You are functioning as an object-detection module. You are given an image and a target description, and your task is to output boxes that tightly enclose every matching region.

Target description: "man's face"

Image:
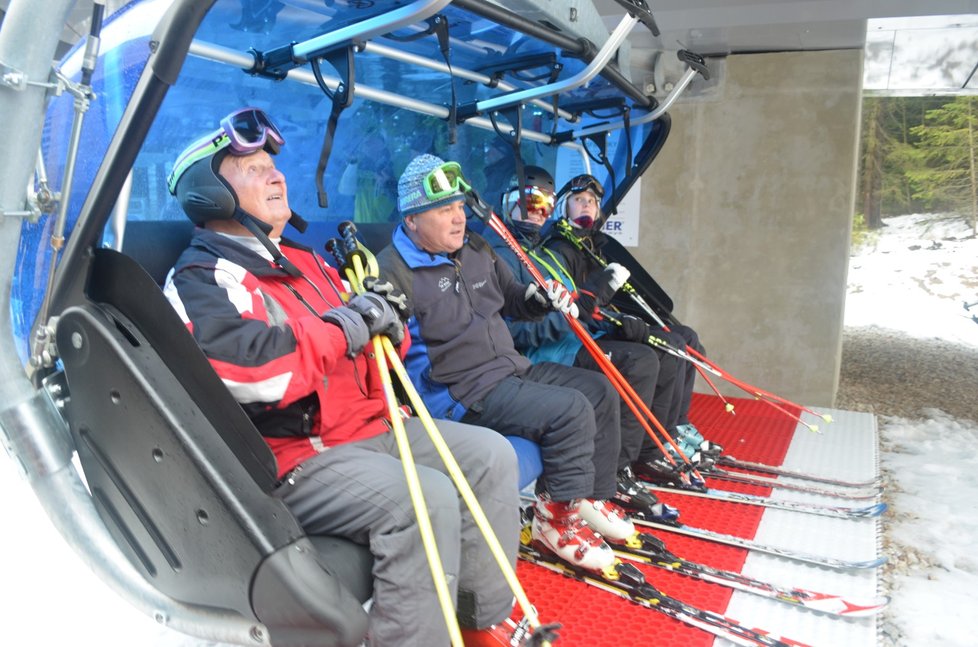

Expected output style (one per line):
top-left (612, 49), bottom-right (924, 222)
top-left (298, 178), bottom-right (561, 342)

top-left (567, 190), bottom-right (599, 229)
top-left (405, 199), bottom-right (467, 254)
top-left (219, 150), bottom-right (291, 237)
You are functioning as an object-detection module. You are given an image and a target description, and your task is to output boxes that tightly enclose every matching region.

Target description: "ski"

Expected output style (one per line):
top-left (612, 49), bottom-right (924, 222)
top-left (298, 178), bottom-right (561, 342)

top-left (718, 455), bottom-right (881, 489)
top-left (705, 467), bottom-right (882, 500)
top-left (632, 517), bottom-right (887, 570)
top-left (518, 541), bottom-right (812, 647)
top-left (612, 532), bottom-right (889, 617)
top-left (641, 482), bottom-right (887, 519)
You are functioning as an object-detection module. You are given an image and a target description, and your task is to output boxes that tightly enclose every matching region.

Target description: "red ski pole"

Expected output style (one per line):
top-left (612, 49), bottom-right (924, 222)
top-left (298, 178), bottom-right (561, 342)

top-left (471, 194), bottom-right (703, 482)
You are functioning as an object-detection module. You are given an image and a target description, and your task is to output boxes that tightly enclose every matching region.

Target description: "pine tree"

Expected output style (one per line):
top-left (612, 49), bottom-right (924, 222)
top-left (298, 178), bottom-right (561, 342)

top-left (908, 96), bottom-right (978, 234)
top-left (859, 98), bottom-right (885, 228)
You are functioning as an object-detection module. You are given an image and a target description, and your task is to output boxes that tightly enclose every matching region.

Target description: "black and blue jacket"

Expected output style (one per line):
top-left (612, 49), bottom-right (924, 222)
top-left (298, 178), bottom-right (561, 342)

top-left (376, 224), bottom-right (544, 421)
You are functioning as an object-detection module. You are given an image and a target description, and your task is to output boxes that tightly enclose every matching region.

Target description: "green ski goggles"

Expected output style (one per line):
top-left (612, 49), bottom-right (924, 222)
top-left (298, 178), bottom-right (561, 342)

top-left (423, 161), bottom-right (471, 201)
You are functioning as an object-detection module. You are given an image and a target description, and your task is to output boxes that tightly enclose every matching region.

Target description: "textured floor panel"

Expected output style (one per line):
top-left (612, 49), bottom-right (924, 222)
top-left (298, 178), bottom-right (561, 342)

top-left (512, 396), bottom-right (882, 647)
top-left (712, 405), bottom-right (882, 647)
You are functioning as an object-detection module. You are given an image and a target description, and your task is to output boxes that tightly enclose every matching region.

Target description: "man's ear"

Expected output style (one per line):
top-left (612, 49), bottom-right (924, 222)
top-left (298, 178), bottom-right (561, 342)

top-left (405, 215), bottom-right (416, 231)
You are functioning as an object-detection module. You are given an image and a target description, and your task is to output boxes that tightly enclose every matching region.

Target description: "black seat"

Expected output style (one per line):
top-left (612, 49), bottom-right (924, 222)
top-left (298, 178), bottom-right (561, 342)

top-left (55, 229), bottom-right (373, 646)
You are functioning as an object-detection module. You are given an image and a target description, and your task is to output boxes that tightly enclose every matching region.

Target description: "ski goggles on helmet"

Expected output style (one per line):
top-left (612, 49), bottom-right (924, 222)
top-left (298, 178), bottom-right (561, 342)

top-left (167, 107), bottom-right (285, 195)
top-left (423, 161), bottom-right (472, 201)
top-left (564, 174), bottom-right (605, 200)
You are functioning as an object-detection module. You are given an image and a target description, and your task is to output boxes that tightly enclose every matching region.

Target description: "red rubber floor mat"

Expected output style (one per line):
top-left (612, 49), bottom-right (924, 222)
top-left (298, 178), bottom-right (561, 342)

top-left (508, 393), bottom-right (801, 647)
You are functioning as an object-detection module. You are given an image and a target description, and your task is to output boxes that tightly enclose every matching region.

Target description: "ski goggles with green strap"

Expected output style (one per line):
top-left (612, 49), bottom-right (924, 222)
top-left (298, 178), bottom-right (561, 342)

top-left (422, 161), bottom-right (472, 201)
top-left (167, 107), bottom-right (285, 195)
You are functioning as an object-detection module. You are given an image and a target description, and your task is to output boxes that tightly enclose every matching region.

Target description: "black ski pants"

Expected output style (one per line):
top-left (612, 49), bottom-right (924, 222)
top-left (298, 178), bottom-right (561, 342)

top-left (574, 339), bottom-right (659, 471)
top-left (659, 324), bottom-right (705, 427)
top-left (462, 361), bottom-right (621, 501)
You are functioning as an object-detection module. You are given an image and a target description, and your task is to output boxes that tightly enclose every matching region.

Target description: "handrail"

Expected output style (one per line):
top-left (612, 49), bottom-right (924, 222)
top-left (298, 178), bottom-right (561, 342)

top-left (569, 64), bottom-right (700, 140)
top-left (292, 0), bottom-right (453, 62)
top-left (452, 0), bottom-right (653, 108)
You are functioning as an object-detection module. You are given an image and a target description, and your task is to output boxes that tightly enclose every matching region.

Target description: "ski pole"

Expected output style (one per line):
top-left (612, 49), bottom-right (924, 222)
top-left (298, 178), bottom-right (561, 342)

top-left (555, 223), bottom-right (739, 414)
top-left (600, 305), bottom-right (736, 414)
top-left (554, 221), bottom-right (832, 425)
top-left (692, 362), bottom-right (737, 415)
top-left (335, 223), bottom-right (556, 646)
top-left (598, 308), bottom-right (721, 376)
top-left (469, 194), bottom-right (703, 481)
top-left (336, 256), bottom-right (463, 647)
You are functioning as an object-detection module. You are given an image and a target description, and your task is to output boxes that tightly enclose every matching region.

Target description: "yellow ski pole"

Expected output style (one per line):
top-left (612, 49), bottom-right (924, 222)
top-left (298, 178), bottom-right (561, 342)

top-left (339, 226), bottom-right (556, 645)
top-left (342, 263), bottom-right (464, 647)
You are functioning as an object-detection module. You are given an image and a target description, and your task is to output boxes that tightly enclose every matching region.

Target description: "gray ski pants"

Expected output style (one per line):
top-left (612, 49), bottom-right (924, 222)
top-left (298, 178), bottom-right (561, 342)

top-left (274, 418), bottom-right (520, 646)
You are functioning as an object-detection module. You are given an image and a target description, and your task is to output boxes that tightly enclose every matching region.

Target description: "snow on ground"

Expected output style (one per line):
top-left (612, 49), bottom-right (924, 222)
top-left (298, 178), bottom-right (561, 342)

top-left (1, 212), bottom-right (977, 645)
top-left (846, 213), bottom-right (978, 348)
top-left (880, 411), bottom-right (978, 647)
top-left (848, 213), bottom-right (978, 647)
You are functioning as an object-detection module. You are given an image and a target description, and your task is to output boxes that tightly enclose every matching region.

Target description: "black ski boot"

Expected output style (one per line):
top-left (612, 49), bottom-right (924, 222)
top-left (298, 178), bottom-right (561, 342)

top-left (614, 467), bottom-right (681, 524)
top-left (633, 458), bottom-right (706, 492)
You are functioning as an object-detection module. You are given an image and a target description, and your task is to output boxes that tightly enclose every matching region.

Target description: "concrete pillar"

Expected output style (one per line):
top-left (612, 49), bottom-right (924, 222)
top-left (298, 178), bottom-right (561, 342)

top-left (636, 49), bottom-right (862, 407)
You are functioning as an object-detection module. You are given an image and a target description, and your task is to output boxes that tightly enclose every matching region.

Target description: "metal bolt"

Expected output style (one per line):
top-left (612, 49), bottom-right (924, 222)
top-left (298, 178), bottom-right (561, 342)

top-left (71, 332), bottom-right (83, 349)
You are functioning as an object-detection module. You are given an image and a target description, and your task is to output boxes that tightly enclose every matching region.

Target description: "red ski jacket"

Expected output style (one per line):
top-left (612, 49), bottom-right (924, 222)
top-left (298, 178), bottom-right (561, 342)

top-left (165, 227), bottom-right (408, 478)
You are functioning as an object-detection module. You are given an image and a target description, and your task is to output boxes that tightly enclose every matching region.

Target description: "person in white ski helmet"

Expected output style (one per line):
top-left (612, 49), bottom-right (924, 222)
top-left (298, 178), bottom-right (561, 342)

top-left (549, 174), bottom-right (723, 475)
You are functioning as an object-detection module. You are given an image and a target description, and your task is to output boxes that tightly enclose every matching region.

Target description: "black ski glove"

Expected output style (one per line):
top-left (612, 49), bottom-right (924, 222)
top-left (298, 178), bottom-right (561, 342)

top-left (322, 293), bottom-right (405, 357)
top-left (615, 314), bottom-right (650, 343)
top-left (580, 262), bottom-right (630, 309)
top-left (346, 292), bottom-right (406, 345)
top-left (363, 275), bottom-right (412, 321)
top-left (523, 283), bottom-right (552, 318)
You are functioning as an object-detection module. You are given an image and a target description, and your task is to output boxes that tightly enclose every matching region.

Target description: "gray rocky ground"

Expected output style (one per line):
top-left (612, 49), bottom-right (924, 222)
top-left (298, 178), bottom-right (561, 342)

top-left (836, 325), bottom-right (978, 646)
top-left (836, 325), bottom-right (978, 423)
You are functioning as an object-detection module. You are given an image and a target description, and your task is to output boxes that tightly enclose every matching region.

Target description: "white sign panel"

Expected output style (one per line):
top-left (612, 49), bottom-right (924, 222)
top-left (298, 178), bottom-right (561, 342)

top-left (600, 183), bottom-right (640, 248)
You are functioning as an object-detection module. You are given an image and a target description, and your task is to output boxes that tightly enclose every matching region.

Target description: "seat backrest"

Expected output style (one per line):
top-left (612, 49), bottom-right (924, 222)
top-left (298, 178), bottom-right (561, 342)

top-left (56, 241), bottom-right (371, 647)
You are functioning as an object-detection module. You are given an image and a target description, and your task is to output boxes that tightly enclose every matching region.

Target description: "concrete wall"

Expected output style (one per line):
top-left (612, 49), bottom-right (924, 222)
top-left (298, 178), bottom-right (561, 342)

top-left (635, 49), bottom-right (863, 407)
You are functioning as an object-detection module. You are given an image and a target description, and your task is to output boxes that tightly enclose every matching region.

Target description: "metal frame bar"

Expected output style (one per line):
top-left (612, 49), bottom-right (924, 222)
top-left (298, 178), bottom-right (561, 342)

top-left (190, 40), bottom-right (567, 147)
top-left (362, 41), bottom-right (577, 122)
top-left (568, 65), bottom-right (699, 140)
top-left (452, 0), bottom-right (652, 108)
top-left (292, 0), bottom-right (452, 62)
top-left (471, 14), bottom-right (639, 115)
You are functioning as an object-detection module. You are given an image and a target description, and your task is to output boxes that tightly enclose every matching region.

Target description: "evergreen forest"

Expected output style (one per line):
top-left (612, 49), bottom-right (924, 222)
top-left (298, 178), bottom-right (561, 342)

top-left (858, 96), bottom-right (978, 234)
